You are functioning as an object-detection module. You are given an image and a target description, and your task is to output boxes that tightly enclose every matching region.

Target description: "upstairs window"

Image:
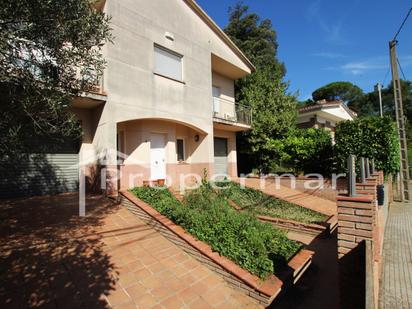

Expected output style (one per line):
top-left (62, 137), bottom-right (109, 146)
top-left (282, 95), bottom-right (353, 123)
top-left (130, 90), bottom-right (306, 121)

top-left (176, 139), bottom-right (185, 162)
top-left (154, 45), bottom-right (183, 81)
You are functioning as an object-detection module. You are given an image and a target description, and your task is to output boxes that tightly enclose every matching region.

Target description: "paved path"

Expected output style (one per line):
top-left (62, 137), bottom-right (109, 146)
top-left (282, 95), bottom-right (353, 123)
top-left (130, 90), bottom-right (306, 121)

top-left (379, 202), bottom-right (412, 309)
top-left (0, 193), bottom-right (259, 308)
top-left (242, 178), bottom-right (337, 216)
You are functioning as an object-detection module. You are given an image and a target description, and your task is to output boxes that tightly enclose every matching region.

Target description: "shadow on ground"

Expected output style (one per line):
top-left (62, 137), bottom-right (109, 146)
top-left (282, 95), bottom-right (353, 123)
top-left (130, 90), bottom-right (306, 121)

top-left (269, 231), bottom-right (339, 309)
top-left (0, 193), bottom-right (119, 308)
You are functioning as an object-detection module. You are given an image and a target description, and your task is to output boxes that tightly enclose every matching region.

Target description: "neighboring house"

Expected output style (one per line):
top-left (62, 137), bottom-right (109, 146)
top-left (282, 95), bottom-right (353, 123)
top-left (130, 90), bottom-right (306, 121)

top-left (297, 100), bottom-right (357, 142)
top-left (67, 0), bottom-right (254, 193)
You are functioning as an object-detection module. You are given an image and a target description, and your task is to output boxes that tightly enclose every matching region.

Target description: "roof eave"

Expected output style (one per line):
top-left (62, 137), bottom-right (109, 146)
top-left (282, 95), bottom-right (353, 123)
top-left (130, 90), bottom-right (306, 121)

top-left (183, 0), bottom-right (256, 73)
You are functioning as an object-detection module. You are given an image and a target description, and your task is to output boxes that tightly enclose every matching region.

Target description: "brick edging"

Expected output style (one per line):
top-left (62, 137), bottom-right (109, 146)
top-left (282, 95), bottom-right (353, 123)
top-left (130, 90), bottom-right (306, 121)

top-left (120, 190), bottom-right (313, 303)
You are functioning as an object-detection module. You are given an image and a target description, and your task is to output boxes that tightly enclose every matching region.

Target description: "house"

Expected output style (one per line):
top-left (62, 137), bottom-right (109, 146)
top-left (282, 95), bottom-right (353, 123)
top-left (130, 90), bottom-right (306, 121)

top-left (297, 100), bottom-right (356, 141)
top-left (67, 0), bottom-right (255, 193)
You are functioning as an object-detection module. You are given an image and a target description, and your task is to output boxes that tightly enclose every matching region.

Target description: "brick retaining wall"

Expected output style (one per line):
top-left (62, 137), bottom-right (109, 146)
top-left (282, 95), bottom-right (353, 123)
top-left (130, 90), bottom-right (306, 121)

top-left (337, 171), bottom-right (385, 309)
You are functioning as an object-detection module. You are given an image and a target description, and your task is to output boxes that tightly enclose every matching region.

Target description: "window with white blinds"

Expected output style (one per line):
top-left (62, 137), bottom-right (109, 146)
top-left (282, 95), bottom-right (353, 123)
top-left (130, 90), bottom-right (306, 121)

top-left (154, 45), bottom-right (183, 81)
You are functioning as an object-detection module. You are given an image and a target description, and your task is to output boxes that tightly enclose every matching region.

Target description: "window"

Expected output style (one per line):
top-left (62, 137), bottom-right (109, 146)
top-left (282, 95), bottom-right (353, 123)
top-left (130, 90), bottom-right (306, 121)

top-left (154, 45), bottom-right (183, 81)
top-left (176, 139), bottom-right (185, 162)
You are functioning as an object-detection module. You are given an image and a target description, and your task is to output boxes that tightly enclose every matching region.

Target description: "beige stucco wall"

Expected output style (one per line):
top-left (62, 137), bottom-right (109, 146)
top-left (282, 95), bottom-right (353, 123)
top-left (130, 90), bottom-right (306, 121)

top-left (212, 72), bottom-right (235, 102)
top-left (117, 119), bottom-right (213, 188)
top-left (118, 119), bottom-right (209, 165)
top-left (76, 0), bottom-right (252, 187)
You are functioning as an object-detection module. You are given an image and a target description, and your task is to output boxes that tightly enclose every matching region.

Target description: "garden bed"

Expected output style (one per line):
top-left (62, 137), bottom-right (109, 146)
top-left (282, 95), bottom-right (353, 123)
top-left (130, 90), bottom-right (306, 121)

top-left (215, 181), bottom-right (333, 235)
top-left (121, 185), bottom-right (314, 306)
top-left (216, 181), bottom-right (327, 224)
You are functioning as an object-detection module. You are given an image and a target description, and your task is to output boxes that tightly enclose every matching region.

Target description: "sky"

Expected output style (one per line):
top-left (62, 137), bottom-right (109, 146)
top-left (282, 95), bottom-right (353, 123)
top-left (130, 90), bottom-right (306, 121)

top-left (196, 0), bottom-right (412, 101)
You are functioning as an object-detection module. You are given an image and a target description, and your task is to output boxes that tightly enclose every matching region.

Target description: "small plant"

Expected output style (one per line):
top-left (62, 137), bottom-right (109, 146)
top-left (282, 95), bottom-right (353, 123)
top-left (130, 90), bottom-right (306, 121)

top-left (201, 168), bottom-right (208, 186)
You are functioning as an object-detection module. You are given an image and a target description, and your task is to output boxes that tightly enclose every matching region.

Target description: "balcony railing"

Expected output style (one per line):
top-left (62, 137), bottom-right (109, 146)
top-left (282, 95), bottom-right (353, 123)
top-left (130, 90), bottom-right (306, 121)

top-left (76, 67), bottom-right (106, 96)
top-left (212, 97), bottom-right (252, 126)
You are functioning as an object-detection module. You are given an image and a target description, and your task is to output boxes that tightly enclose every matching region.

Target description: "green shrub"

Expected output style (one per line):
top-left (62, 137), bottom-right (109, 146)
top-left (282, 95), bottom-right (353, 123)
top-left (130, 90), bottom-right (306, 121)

top-left (268, 128), bottom-right (334, 175)
top-left (129, 185), bottom-right (301, 279)
top-left (335, 116), bottom-right (400, 175)
top-left (216, 181), bottom-right (327, 224)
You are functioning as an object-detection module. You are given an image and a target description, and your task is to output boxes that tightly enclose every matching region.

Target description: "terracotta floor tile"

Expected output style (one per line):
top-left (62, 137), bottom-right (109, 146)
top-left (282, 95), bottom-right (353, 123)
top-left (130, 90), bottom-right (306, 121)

top-left (202, 288), bottom-right (229, 306)
top-left (106, 288), bottom-right (131, 306)
top-left (138, 255), bottom-right (158, 267)
top-left (139, 275), bottom-right (164, 291)
top-left (178, 272), bottom-right (198, 286)
top-left (150, 286), bottom-right (175, 301)
top-left (170, 264), bottom-right (189, 277)
top-left (125, 283), bottom-right (148, 300)
top-left (163, 277), bottom-right (186, 292)
top-left (118, 272), bottom-right (138, 288)
top-left (177, 288), bottom-right (200, 306)
top-left (147, 262), bottom-right (165, 274)
top-left (202, 274), bottom-right (223, 288)
top-left (189, 281), bottom-right (210, 296)
top-left (125, 260), bottom-right (145, 272)
top-left (0, 194), bottom-right (259, 309)
top-left (134, 293), bottom-right (158, 308)
top-left (133, 268), bottom-right (152, 280)
top-left (160, 295), bottom-right (185, 309)
top-left (188, 297), bottom-right (213, 309)
top-left (114, 300), bottom-right (137, 309)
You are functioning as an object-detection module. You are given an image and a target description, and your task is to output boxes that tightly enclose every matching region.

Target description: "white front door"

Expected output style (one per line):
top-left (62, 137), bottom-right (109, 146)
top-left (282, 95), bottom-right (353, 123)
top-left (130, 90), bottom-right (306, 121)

top-left (150, 133), bottom-right (166, 180)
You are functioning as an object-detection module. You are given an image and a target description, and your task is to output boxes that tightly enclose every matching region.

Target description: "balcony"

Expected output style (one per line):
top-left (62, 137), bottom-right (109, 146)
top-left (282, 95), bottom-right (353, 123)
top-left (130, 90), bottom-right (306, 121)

top-left (72, 73), bottom-right (106, 109)
top-left (212, 97), bottom-right (252, 131)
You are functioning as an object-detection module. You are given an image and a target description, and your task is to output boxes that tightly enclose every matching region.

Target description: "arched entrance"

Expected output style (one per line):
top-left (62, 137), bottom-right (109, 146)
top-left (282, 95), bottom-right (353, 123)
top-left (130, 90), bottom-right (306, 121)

top-left (116, 118), bottom-right (212, 189)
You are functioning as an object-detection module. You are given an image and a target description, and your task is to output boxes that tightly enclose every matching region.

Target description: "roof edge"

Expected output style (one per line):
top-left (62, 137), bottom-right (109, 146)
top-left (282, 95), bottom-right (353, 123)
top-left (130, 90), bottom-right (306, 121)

top-left (298, 102), bottom-right (357, 119)
top-left (183, 0), bottom-right (256, 73)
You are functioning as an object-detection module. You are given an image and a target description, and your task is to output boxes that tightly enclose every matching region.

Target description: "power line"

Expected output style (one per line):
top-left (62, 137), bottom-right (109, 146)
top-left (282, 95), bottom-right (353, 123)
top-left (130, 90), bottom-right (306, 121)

top-left (382, 67), bottom-right (390, 86)
top-left (393, 6), bottom-right (412, 41)
top-left (397, 57), bottom-right (407, 80)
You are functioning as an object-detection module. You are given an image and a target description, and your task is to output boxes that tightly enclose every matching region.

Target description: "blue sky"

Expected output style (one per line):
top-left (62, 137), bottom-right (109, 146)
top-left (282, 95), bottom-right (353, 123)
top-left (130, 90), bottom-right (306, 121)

top-left (196, 0), bottom-right (412, 100)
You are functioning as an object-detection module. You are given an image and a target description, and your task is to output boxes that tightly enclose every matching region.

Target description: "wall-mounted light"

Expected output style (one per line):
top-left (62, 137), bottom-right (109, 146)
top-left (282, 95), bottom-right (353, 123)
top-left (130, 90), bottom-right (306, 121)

top-left (194, 134), bottom-right (199, 142)
top-left (165, 32), bottom-right (174, 41)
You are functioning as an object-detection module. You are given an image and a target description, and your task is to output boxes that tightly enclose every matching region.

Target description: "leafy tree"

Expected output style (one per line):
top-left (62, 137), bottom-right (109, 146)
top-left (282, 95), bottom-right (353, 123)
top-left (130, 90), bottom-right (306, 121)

top-left (224, 2), bottom-right (285, 76)
top-left (299, 98), bottom-right (316, 107)
top-left (224, 3), bottom-right (297, 173)
top-left (348, 80), bottom-right (412, 120)
top-left (348, 80), bottom-right (412, 170)
top-left (334, 116), bottom-right (400, 175)
top-left (0, 0), bottom-right (112, 157)
top-left (312, 81), bottom-right (364, 104)
top-left (269, 128), bottom-right (333, 175)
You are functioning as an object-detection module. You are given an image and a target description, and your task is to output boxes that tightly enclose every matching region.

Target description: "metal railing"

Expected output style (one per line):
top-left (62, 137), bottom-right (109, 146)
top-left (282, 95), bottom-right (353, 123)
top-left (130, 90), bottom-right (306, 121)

top-left (76, 67), bottom-right (105, 95)
top-left (212, 96), bottom-right (252, 126)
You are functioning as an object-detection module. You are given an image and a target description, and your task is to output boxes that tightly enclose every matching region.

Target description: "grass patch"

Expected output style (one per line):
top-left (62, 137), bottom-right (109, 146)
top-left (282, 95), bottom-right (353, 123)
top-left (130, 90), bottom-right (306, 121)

top-left (216, 181), bottom-right (327, 224)
top-left (130, 184), bottom-right (301, 279)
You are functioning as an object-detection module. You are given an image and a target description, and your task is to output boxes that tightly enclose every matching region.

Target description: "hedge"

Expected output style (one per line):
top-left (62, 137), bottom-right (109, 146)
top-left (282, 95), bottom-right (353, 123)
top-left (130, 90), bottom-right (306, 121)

top-left (334, 116), bottom-right (400, 175)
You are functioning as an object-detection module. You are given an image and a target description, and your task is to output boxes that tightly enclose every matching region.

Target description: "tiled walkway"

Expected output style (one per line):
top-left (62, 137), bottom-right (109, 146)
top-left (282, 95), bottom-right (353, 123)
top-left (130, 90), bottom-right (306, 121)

top-left (0, 193), bottom-right (260, 308)
top-left (379, 202), bottom-right (412, 309)
top-left (242, 178), bottom-right (337, 216)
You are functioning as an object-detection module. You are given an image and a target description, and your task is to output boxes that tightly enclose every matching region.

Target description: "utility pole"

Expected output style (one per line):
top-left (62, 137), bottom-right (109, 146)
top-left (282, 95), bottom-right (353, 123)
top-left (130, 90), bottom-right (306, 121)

top-left (374, 83), bottom-right (383, 117)
top-left (389, 40), bottom-right (410, 201)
